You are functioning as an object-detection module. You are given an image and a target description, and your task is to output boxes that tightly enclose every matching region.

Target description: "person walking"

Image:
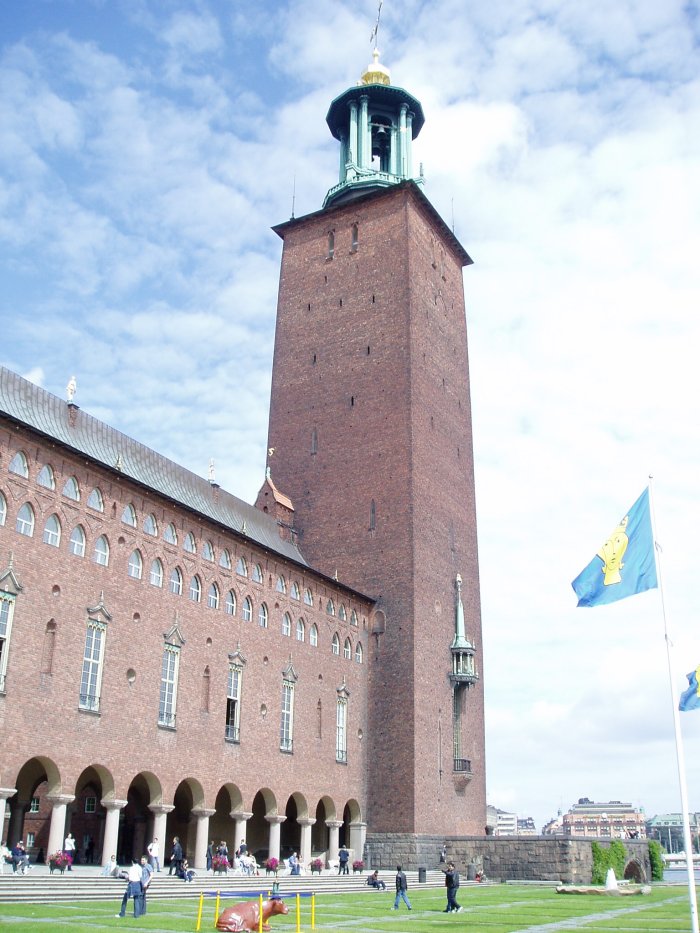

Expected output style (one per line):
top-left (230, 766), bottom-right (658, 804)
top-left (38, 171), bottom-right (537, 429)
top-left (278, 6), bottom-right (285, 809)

top-left (169, 836), bottom-right (183, 876)
top-left (392, 865), bottom-right (412, 910)
top-left (338, 845), bottom-right (349, 875)
top-left (116, 859), bottom-right (143, 918)
top-left (442, 861), bottom-right (462, 913)
top-left (137, 856), bottom-right (153, 916)
top-left (64, 832), bottom-right (76, 870)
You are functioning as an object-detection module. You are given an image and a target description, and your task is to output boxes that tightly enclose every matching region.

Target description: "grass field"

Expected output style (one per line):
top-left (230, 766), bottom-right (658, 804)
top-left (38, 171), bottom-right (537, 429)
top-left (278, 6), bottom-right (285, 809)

top-left (0, 884), bottom-right (695, 932)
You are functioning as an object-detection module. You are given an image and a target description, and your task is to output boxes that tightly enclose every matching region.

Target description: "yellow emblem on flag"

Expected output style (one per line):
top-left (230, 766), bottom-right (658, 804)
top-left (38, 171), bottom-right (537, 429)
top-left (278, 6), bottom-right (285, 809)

top-left (597, 515), bottom-right (629, 586)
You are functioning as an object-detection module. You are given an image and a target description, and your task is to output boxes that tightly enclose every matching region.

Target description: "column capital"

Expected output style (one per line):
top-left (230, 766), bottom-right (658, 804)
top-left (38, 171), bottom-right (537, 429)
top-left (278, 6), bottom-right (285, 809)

top-left (46, 794), bottom-right (75, 807)
top-left (101, 797), bottom-right (128, 812)
top-left (0, 787), bottom-right (17, 801)
top-left (264, 814), bottom-right (287, 826)
top-left (148, 803), bottom-right (175, 816)
top-left (231, 810), bottom-right (253, 821)
top-left (297, 817), bottom-right (316, 828)
top-left (325, 819), bottom-right (343, 829)
top-left (192, 808), bottom-right (216, 819)
top-left (349, 821), bottom-right (367, 830)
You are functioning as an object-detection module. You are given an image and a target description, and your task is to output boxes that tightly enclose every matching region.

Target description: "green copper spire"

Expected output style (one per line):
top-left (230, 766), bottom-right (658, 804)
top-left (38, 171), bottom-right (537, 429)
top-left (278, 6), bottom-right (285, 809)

top-left (323, 49), bottom-right (425, 208)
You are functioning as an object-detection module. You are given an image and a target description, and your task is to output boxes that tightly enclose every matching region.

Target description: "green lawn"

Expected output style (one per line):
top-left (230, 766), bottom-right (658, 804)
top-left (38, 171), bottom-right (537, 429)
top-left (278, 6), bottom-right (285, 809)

top-left (0, 884), bottom-right (695, 932)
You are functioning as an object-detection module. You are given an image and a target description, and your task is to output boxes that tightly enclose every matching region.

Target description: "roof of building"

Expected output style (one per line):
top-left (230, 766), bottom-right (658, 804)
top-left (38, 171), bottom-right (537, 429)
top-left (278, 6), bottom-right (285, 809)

top-left (0, 365), bottom-right (308, 567)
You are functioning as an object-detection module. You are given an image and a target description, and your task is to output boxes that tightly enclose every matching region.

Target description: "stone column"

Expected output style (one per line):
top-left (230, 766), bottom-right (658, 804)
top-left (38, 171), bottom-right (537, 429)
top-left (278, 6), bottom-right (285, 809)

top-left (148, 804), bottom-right (174, 869)
top-left (297, 817), bottom-right (315, 869)
top-left (265, 814), bottom-right (286, 862)
top-left (359, 95), bottom-right (369, 169)
top-left (192, 808), bottom-right (216, 870)
top-left (326, 819), bottom-right (343, 866)
top-left (231, 810), bottom-right (253, 855)
top-left (405, 112), bottom-right (414, 177)
top-left (348, 101), bottom-right (358, 171)
top-left (349, 821), bottom-right (367, 864)
top-left (389, 126), bottom-right (398, 176)
top-left (46, 794), bottom-right (75, 858)
top-left (0, 788), bottom-right (17, 844)
top-left (100, 799), bottom-right (127, 866)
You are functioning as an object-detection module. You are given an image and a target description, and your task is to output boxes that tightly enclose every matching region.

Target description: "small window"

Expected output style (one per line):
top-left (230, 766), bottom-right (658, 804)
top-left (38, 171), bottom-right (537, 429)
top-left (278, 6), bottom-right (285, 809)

top-left (87, 487), bottom-right (104, 512)
top-left (69, 525), bottom-right (86, 557)
top-left (62, 477), bottom-right (80, 501)
top-left (236, 556), bottom-right (248, 577)
top-left (184, 532), bottom-right (196, 554)
top-left (144, 513), bottom-right (158, 536)
top-left (189, 575), bottom-right (201, 602)
top-left (282, 612), bottom-right (292, 637)
top-left (311, 428), bottom-right (318, 455)
top-left (225, 590), bottom-right (236, 615)
top-left (304, 588), bottom-right (313, 607)
top-left (339, 604), bottom-right (347, 621)
top-left (9, 451), bottom-right (29, 477)
top-left (150, 559), bottom-right (164, 587)
top-left (331, 632), bottom-right (340, 655)
top-left (128, 549), bottom-right (143, 579)
top-left (241, 596), bottom-right (252, 622)
top-left (369, 499), bottom-right (376, 531)
top-left (290, 582), bottom-right (300, 601)
top-left (219, 549), bottom-right (232, 570)
top-left (26, 832), bottom-right (35, 848)
top-left (208, 583), bottom-right (219, 609)
top-left (343, 637), bottom-right (352, 660)
top-left (121, 504), bottom-right (137, 527)
top-left (296, 618), bottom-right (305, 642)
top-left (310, 623), bottom-right (318, 648)
top-left (276, 575), bottom-right (286, 594)
top-left (327, 598), bottom-right (335, 616)
top-left (85, 797), bottom-right (96, 814)
top-left (327, 231), bottom-right (335, 259)
top-left (37, 464), bottom-right (55, 489)
top-left (170, 567), bottom-right (183, 595)
top-left (350, 609), bottom-right (358, 626)
top-left (258, 602), bottom-right (268, 628)
top-left (355, 642), bottom-right (363, 663)
top-left (252, 563), bottom-right (263, 583)
top-left (43, 514), bottom-right (61, 547)
top-left (29, 797), bottom-right (40, 814)
top-left (202, 540), bottom-right (214, 562)
top-left (16, 503), bottom-right (35, 537)
top-left (164, 523), bottom-right (178, 545)
top-left (0, 492), bottom-right (5, 526)
top-left (93, 535), bottom-right (109, 566)
top-left (351, 222), bottom-right (359, 251)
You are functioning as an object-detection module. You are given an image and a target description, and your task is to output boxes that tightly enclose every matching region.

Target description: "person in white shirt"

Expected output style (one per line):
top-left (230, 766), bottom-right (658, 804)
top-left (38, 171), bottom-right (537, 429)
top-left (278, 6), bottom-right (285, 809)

top-left (63, 833), bottom-right (76, 870)
top-left (147, 837), bottom-right (160, 872)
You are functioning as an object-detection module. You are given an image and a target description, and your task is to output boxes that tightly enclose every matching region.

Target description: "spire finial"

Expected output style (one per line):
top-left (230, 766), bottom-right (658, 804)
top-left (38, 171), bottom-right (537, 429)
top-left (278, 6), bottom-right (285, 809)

top-left (370, 0), bottom-right (383, 48)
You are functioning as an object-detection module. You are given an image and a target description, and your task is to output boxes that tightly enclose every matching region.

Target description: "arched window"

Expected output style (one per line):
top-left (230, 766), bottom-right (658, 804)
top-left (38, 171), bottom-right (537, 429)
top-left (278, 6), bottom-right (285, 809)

top-left (184, 532), bottom-right (196, 554)
top-left (87, 487), bottom-right (104, 511)
top-left (304, 588), bottom-right (313, 606)
top-left (9, 451), bottom-right (29, 477)
top-left (189, 575), bottom-right (201, 602)
top-left (291, 582), bottom-right (300, 601)
top-left (37, 464), bottom-right (55, 489)
top-left (150, 559), bottom-right (164, 587)
top-left (121, 504), bottom-right (137, 527)
top-left (355, 642), bottom-right (363, 663)
top-left (276, 575), bottom-right (286, 594)
top-left (310, 623), bottom-right (318, 648)
top-left (69, 525), bottom-right (86, 557)
top-left (202, 540), bottom-right (214, 562)
top-left (202, 666), bottom-right (210, 713)
top-left (208, 583), bottom-right (219, 609)
top-left (144, 513), bottom-right (158, 536)
top-left (128, 549), bottom-right (143, 579)
top-left (339, 604), bottom-right (347, 621)
top-left (343, 637), bottom-right (352, 660)
top-left (241, 596), bottom-right (252, 622)
top-left (350, 609), bottom-right (358, 626)
top-left (282, 612), bottom-right (292, 637)
top-left (351, 222), bottom-right (359, 251)
top-left (62, 476), bottom-right (80, 500)
top-left (326, 598), bottom-right (335, 616)
top-left (252, 563), bottom-right (263, 583)
top-left (93, 535), bottom-right (109, 566)
top-left (164, 522), bottom-right (177, 545)
top-left (16, 503), bottom-right (35, 536)
top-left (0, 492), bottom-right (5, 527)
top-left (296, 618), bottom-right (305, 642)
top-left (258, 602), bottom-right (268, 628)
top-left (328, 230), bottom-right (335, 259)
top-left (225, 590), bottom-right (236, 616)
top-left (236, 556), bottom-right (248, 577)
top-left (169, 567), bottom-right (183, 595)
top-left (331, 632), bottom-right (340, 655)
top-left (43, 513), bottom-right (61, 547)
top-left (41, 620), bottom-right (57, 674)
top-left (219, 549), bottom-right (232, 570)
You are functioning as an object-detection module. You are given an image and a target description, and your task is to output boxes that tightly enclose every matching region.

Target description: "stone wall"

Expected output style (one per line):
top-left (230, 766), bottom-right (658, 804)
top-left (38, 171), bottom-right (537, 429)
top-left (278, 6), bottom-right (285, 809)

top-left (365, 833), bottom-right (652, 884)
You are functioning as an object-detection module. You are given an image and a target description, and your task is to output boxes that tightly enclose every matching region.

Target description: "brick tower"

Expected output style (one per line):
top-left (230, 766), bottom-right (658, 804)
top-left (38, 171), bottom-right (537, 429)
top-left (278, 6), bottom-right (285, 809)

top-left (265, 51), bottom-right (486, 845)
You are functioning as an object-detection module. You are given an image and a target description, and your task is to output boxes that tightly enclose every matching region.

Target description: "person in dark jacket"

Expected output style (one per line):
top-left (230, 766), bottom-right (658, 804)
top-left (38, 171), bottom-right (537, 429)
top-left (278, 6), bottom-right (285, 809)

top-left (169, 836), bottom-right (183, 876)
top-left (392, 865), bottom-right (412, 910)
top-left (442, 861), bottom-right (462, 913)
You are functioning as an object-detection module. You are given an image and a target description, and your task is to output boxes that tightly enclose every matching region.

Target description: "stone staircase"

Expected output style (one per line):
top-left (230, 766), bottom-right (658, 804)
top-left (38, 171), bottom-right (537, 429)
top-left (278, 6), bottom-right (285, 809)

top-left (0, 866), bottom-right (445, 904)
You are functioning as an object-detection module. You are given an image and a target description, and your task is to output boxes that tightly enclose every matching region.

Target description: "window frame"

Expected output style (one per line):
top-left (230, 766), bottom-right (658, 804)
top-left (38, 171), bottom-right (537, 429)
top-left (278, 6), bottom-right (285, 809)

top-left (79, 618), bottom-right (106, 713)
top-left (69, 525), bottom-right (86, 557)
top-left (43, 513), bottom-right (61, 547)
top-left (225, 663), bottom-right (242, 742)
top-left (0, 594), bottom-right (16, 693)
top-left (280, 680), bottom-right (295, 753)
top-left (158, 644), bottom-right (180, 728)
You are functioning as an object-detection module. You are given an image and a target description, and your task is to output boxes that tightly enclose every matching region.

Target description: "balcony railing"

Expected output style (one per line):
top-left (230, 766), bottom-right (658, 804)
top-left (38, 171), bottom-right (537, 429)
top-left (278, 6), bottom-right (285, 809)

top-left (225, 724), bottom-right (240, 743)
top-left (158, 711), bottom-right (177, 729)
top-left (453, 758), bottom-right (472, 773)
top-left (79, 693), bottom-right (100, 712)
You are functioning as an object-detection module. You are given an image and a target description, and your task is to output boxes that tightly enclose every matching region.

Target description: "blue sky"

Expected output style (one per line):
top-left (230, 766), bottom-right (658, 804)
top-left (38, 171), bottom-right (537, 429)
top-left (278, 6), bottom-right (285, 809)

top-left (2, 0), bottom-right (700, 831)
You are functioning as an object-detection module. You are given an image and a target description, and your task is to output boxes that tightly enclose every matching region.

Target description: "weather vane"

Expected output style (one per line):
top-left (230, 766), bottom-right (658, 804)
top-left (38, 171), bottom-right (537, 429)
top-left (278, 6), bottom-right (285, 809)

top-left (370, 0), bottom-right (383, 47)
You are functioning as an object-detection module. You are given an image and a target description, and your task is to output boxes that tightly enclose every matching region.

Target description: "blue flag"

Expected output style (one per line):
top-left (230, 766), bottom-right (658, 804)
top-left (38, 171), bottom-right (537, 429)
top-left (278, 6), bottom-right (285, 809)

top-left (572, 488), bottom-right (658, 607)
top-left (679, 667), bottom-right (700, 712)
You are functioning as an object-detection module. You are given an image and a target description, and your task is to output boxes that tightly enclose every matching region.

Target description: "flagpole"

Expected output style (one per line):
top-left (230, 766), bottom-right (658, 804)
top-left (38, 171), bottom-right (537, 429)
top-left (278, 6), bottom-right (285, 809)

top-left (649, 475), bottom-right (699, 933)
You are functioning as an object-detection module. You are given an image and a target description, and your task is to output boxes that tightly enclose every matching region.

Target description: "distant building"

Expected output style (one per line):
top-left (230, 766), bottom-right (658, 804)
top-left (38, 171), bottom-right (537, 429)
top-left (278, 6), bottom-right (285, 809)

top-left (562, 798), bottom-right (646, 839)
top-left (489, 808), bottom-right (536, 837)
top-left (517, 817), bottom-right (537, 836)
top-left (542, 815), bottom-right (563, 836)
top-left (647, 813), bottom-right (700, 853)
